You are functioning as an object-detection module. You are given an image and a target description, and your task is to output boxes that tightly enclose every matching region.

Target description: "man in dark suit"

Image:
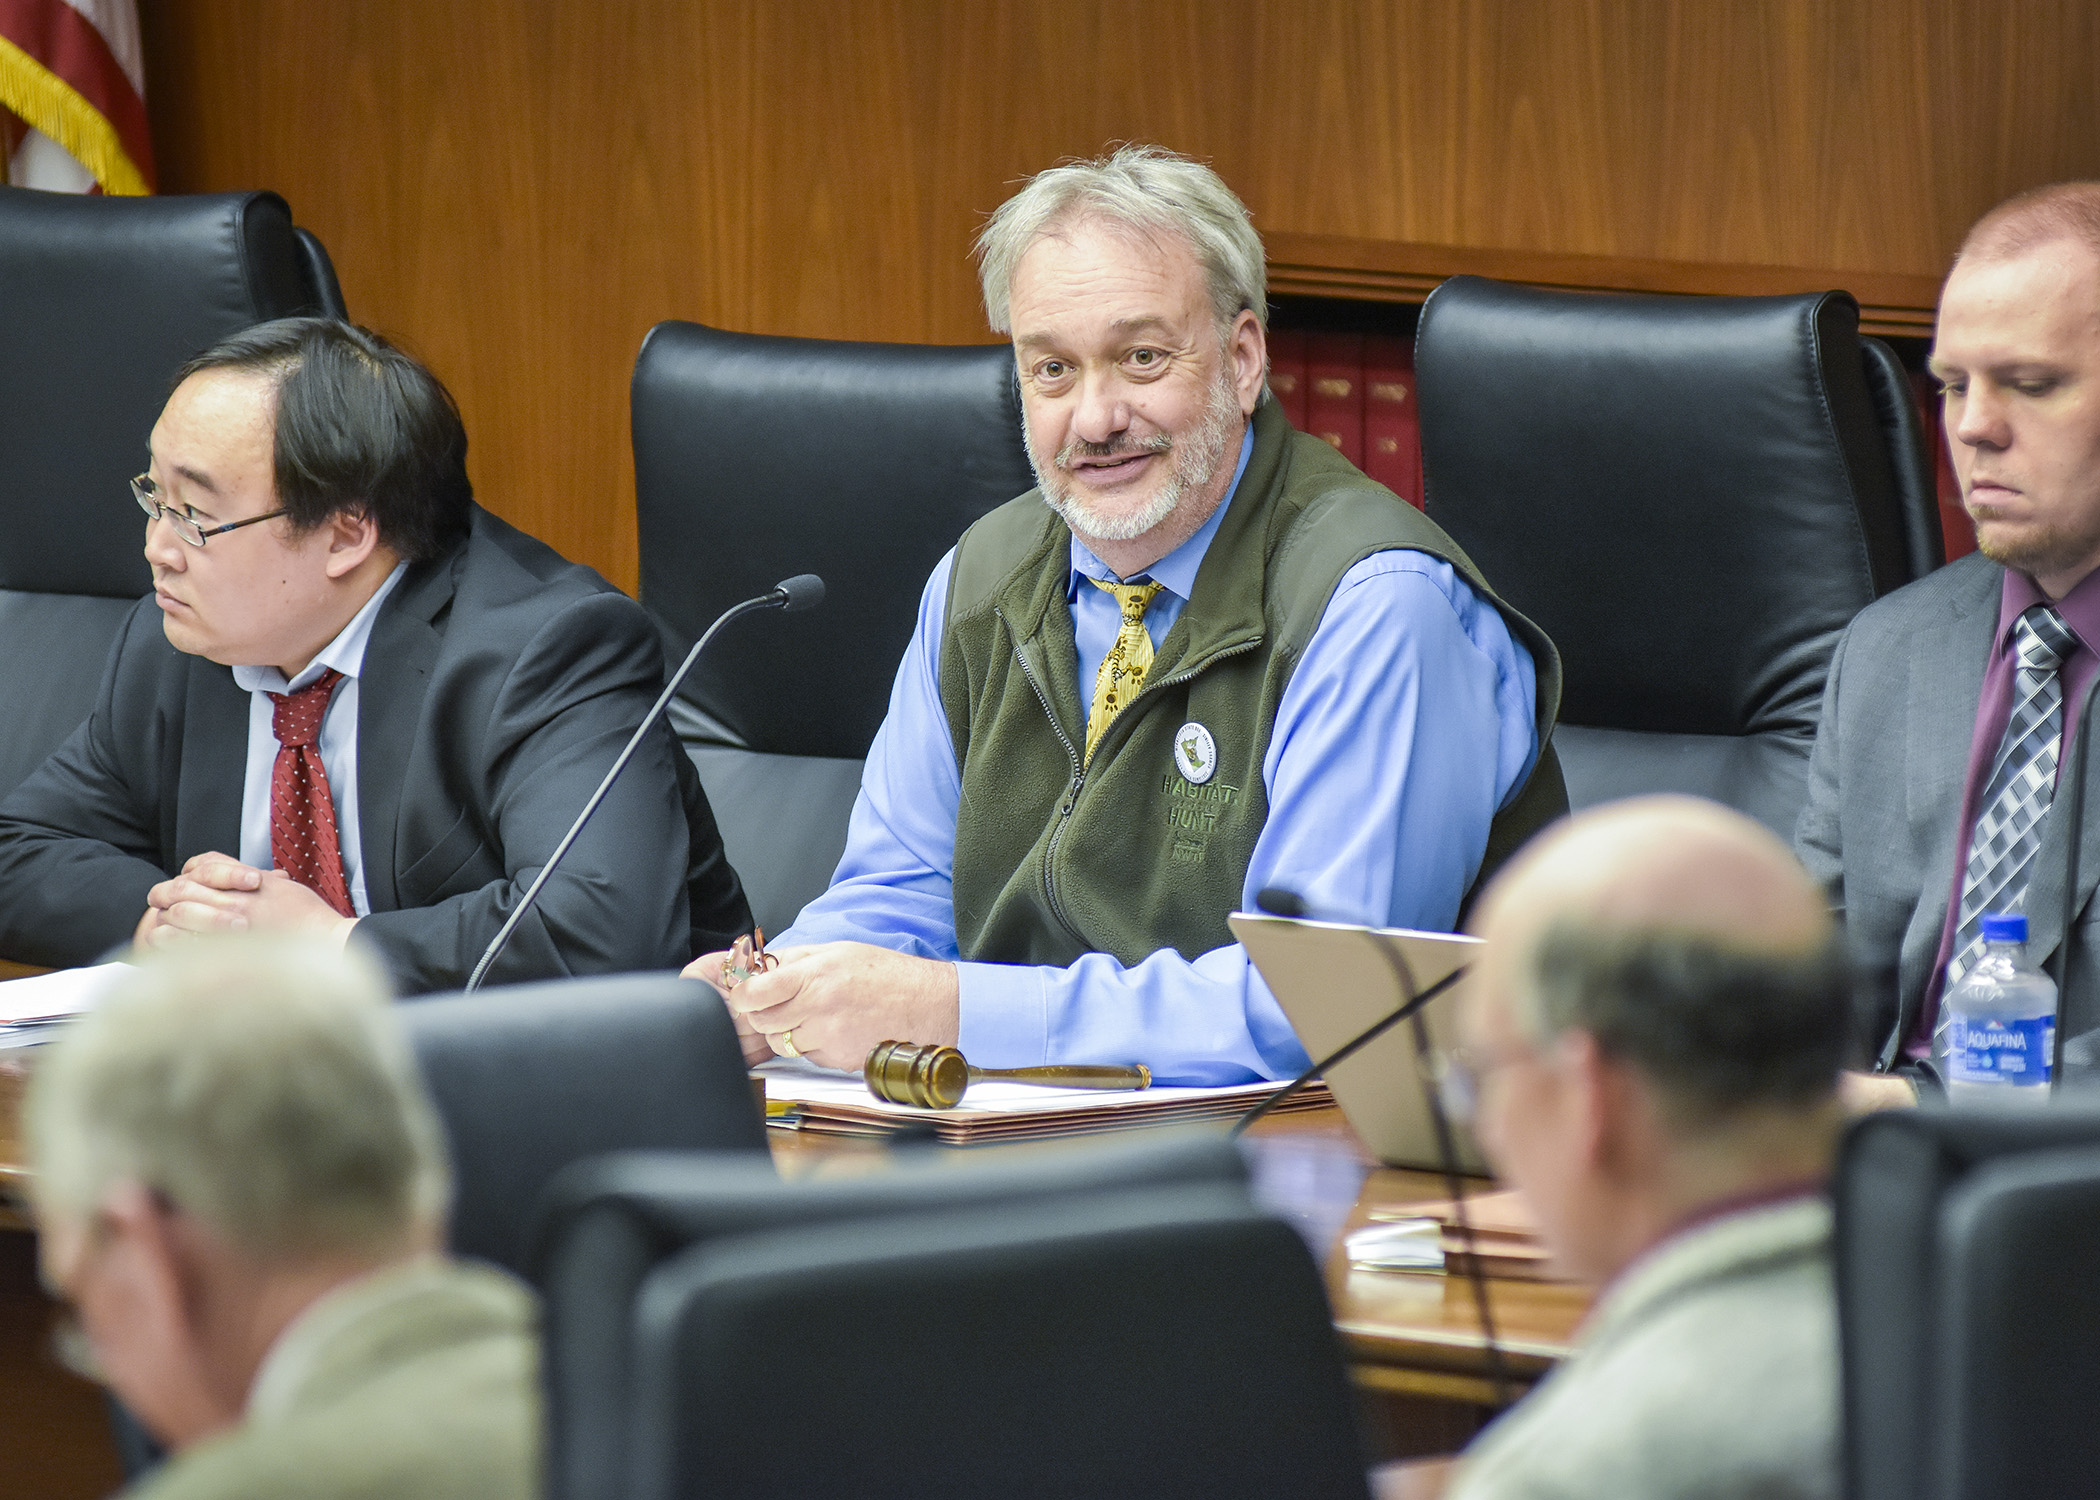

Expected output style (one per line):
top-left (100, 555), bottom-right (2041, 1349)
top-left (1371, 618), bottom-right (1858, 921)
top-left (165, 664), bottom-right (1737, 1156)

top-left (0, 318), bottom-right (748, 992)
top-left (1798, 182), bottom-right (2100, 1100)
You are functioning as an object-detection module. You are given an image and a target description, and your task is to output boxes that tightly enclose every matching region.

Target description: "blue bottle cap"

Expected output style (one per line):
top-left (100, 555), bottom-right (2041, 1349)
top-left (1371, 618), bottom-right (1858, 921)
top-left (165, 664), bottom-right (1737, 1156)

top-left (1981, 913), bottom-right (2028, 944)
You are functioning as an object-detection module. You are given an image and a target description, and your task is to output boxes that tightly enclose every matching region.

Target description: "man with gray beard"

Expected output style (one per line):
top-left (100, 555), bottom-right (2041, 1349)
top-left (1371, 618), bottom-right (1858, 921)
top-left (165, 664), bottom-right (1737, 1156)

top-left (688, 146), bottom-right (1565, 1082)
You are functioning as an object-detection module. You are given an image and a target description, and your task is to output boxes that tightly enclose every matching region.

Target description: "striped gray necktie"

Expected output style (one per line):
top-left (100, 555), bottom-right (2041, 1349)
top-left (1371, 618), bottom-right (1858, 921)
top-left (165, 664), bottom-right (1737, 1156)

top-left (1949, 604), bottom-right (2080, 986)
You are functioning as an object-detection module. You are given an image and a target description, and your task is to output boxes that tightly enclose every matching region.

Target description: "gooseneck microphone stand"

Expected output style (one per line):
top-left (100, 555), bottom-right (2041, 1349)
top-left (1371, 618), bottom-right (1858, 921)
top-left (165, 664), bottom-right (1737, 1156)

top-left (462, 575), bottom-right (824, 994)
top-left (1228, 908), bottom-right (1463, 1138)
top-left (1231, 888), bottom-right (1514, 1409)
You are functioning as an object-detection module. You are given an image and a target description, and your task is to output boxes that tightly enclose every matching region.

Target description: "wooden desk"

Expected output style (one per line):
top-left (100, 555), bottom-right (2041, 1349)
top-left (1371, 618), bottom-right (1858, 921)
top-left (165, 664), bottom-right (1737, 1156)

top-left (0, 1054), bottom-right (30, 1231)
top-left (1235, 1108), bottom-right (1585, 1409)
top-left (0, 1054), bottom-right (124, 1500)
top-left (769, 1103), bottom-right (1589, 1454)
top-left (0, 1075), bottom-right (1585, 1490)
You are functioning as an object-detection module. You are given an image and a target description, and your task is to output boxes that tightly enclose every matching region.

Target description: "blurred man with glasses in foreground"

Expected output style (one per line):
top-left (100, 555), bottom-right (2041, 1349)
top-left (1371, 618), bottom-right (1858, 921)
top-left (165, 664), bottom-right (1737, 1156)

top-left (26, 937), bottom-right (537, 1500)
top-left (1389, 796), bottom-right (1850, 1500)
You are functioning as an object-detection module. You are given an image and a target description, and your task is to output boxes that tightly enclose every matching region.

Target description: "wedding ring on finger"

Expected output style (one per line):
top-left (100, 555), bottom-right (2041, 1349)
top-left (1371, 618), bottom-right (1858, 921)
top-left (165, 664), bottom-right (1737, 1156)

top-left (774, 1029), bottom-right (801, 1059)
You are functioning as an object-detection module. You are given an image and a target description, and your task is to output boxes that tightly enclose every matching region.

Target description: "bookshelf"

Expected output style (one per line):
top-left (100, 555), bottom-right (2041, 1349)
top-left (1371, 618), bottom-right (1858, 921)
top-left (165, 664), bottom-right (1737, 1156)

top-left (1264, 231), bottom-right (1942, 340)
top-left (1262, 234), bottom-right (1971, 557)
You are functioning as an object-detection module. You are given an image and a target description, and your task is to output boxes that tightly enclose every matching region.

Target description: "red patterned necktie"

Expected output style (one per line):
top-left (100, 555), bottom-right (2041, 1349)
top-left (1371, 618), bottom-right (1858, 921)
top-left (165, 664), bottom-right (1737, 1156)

top-left (268, 667), bottom-right (355, 917)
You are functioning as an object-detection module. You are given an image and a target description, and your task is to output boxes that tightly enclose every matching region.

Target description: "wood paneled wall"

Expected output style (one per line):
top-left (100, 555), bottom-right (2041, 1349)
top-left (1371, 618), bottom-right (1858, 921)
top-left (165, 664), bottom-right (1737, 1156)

top-left (139, 0), bottom-right (2100, 592)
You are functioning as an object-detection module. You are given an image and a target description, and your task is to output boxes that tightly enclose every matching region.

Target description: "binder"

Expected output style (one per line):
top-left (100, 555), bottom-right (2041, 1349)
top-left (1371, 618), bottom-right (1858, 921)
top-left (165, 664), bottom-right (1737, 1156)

top-left (1362, 334), bottom-right (1422, 506)
top-left (758, 1064), bottom-right (1334, 1144)
top-left (1267, 328), bottom-right (1309, 429)
top-left (1304, 332), bottom-right (1364, 466)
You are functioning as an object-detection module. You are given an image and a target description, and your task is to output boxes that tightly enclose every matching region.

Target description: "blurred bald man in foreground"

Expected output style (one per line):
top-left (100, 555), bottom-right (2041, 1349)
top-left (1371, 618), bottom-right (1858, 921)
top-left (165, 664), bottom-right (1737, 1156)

top-left (1411, 797), bottom-right (1850, 1500)
top-left (25, 939), bottom-right (538, 1500)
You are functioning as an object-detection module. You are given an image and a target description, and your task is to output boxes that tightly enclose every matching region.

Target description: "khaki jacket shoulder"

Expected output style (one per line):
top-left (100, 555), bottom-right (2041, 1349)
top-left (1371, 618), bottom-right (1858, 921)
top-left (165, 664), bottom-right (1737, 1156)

top-left (127, 1260), bottom-right (540, 1500)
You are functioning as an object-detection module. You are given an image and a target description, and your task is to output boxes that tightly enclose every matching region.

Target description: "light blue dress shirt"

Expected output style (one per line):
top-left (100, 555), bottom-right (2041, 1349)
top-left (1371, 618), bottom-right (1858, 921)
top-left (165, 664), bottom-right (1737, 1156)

top-left (777, 427), bottom-right (1540, 1082)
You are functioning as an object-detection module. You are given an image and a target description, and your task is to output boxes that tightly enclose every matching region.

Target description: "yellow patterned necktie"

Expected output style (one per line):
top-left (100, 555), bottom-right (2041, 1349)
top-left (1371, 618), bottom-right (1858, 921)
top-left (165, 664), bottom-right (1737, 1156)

top-left (1084, 578), bottom-right (1164, 766)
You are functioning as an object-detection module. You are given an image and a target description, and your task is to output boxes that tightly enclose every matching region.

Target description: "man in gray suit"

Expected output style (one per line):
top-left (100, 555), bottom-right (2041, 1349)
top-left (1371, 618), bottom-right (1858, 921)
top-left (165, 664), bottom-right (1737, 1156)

top-left (26, 937), bottom-right (537, 1500)
top-left (0, 318), bottom-right (748, 991)
top-left (1797, 182), bottom-right (2100, 1098)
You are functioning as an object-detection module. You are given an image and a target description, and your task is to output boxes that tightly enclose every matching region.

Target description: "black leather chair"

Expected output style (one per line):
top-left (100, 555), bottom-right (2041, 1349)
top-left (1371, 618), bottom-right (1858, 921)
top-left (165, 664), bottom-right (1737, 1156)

top-left (397, 974), bottom-right (767, 1274)
top-left (0, 186), bottom-right (346, 800)
top-left (631, 323), bottom-right (1035, 934)
top-left (630, 1183), bottom-right (1370, 1500)
top-left (529, 1134), bottom-right (1347, 1500)
top-left (1415, 277), bottom-right (1939, 837)
top-left (1836, 1105), bottom-right (2100, 1500)
top-left (1927, 1145), bottom-right (2100, 1500)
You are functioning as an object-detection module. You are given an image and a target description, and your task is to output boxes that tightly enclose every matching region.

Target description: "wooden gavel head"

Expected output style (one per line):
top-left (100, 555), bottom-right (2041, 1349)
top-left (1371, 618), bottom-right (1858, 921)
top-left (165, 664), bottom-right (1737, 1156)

top-left (864, 1039), bottom-right (972, 1109)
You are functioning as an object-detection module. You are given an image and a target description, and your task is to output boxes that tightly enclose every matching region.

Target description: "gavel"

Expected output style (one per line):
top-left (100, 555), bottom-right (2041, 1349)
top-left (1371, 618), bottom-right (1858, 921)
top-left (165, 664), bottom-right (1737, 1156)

top-left (863, 1039), bottom-right (1152, 1109)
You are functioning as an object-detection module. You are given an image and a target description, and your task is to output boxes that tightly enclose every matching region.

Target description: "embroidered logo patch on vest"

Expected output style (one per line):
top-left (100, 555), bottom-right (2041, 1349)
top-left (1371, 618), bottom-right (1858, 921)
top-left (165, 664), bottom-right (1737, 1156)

top-left (1173, 722), bottom-right (1217, 785)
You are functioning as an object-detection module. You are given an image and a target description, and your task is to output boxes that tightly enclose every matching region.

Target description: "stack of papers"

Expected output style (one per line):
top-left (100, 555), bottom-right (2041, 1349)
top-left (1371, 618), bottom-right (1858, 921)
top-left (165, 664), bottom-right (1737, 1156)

top-left (1358, 1188), bottom-right (1571, 1281)
top-left (1345, 1217), bottom-right (1447, 1271)
top-left (759, 1063), bottom-right (1335, 1145)
top-left (0, 963), bottom-right (132, 1049)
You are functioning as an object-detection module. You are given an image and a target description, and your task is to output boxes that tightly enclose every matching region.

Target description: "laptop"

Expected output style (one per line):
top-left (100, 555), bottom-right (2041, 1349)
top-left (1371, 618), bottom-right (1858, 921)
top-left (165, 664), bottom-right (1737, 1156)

top-left (1229, 912), bottom-right (1489, 1174)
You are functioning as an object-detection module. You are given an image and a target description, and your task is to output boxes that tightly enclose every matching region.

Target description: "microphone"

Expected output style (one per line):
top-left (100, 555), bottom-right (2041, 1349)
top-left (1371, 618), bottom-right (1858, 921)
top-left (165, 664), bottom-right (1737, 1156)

top-left (772, 573), bottom-right (826, 613)
top-left (1252, 885), bottom-right (1309, 919)
top-left (1233, 886), bottom-right (1514, 1408)
top-left (461, 575), bottom-right (825, 994)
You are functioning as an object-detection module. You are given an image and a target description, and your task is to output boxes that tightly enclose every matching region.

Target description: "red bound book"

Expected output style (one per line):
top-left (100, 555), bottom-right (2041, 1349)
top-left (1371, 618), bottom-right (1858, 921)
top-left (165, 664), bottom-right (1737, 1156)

top-left (1304, 332), bottom-right (1364, 467)
top-left (1267, 329), bottom-right (1308, 429)
top-left (1910, 370), bottom-right (1976, 559)
top-left (1362, 335), bottom-right (1422, 508)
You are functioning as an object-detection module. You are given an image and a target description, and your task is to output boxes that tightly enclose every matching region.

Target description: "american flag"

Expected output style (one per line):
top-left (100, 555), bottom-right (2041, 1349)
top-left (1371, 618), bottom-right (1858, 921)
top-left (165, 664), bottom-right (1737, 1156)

top-left (0, 0), bottom-right (153, 194)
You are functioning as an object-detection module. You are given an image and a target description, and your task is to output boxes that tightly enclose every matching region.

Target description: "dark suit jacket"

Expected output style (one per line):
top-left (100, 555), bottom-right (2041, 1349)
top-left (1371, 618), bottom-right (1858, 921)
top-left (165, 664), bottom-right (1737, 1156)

top-left (0, 508), bottom-right (749, 992)
top-left (1796, 550), bottom-right (2100, 1068)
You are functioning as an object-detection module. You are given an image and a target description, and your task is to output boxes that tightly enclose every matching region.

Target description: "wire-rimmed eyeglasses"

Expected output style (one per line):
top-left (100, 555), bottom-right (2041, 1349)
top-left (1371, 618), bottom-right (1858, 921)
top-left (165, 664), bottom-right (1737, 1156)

top-left (133, 474), bottom-right (286, 547)
top-left (1433, 1040), bottom-right (1535, 1127)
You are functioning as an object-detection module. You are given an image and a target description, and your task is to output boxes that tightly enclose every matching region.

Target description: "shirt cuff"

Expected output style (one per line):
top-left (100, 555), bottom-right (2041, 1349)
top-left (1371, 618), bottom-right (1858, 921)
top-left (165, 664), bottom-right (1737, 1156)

top-left (954, 960), bottom-right (1051, 1066)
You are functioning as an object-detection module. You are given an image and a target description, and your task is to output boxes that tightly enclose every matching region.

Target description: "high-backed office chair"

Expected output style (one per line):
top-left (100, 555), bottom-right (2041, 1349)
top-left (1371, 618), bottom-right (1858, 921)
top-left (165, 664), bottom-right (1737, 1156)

top-left (1836, 1105), bottom-right (2100, 1500)
top-left (1415, 277), bottom-right (1939, 837)
top-left (1928, 1145), bottom-right (2100, 1500)
top-left (530, 1135), bottom-right (1296, 1500)
top-left (631, 322), bottom-right (1035, 934)
top-left (628, 1184), bottom-right (1372, 1500)
top-left (397, 974), bottom-right (767, 1274)
top-left (0, 186), bottom-right (347, 801)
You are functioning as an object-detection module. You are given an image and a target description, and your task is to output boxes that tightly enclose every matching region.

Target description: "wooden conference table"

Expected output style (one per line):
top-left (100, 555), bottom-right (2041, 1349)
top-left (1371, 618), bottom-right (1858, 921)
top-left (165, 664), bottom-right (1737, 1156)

top-left (759, 1099), bottom-right (1589, 1456)
top-left (0, 1042), bottom-right (1589, 1497)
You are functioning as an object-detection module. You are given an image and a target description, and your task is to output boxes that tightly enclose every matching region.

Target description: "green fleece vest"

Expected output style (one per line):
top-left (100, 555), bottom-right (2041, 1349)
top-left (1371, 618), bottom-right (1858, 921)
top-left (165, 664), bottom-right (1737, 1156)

top-left (940, 399), bottom-right (1566, 968)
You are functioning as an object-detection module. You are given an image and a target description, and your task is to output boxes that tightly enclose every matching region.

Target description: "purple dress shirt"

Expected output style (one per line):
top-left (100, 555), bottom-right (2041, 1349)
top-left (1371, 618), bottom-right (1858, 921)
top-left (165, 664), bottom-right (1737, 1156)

top-left (1906, 566), bottom-right (2100, 1058)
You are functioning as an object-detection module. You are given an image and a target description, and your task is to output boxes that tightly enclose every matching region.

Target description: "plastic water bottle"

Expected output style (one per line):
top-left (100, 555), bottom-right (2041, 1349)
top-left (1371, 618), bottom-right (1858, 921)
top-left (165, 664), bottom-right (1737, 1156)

top-left (1936, 913), bottom-right (2058, 1105)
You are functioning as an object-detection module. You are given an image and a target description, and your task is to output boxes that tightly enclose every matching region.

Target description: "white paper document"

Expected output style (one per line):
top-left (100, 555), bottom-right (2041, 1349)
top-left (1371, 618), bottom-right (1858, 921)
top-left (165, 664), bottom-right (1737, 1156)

top-left (753, 1058), bottom-right (1332, 1143)
top-left (0, 963), bottom-right (133, 1026)
top-left (756, 1059), bottom-right (1288, 1116)
top-left (1345, 1218), bottom-right (1446, 1271)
